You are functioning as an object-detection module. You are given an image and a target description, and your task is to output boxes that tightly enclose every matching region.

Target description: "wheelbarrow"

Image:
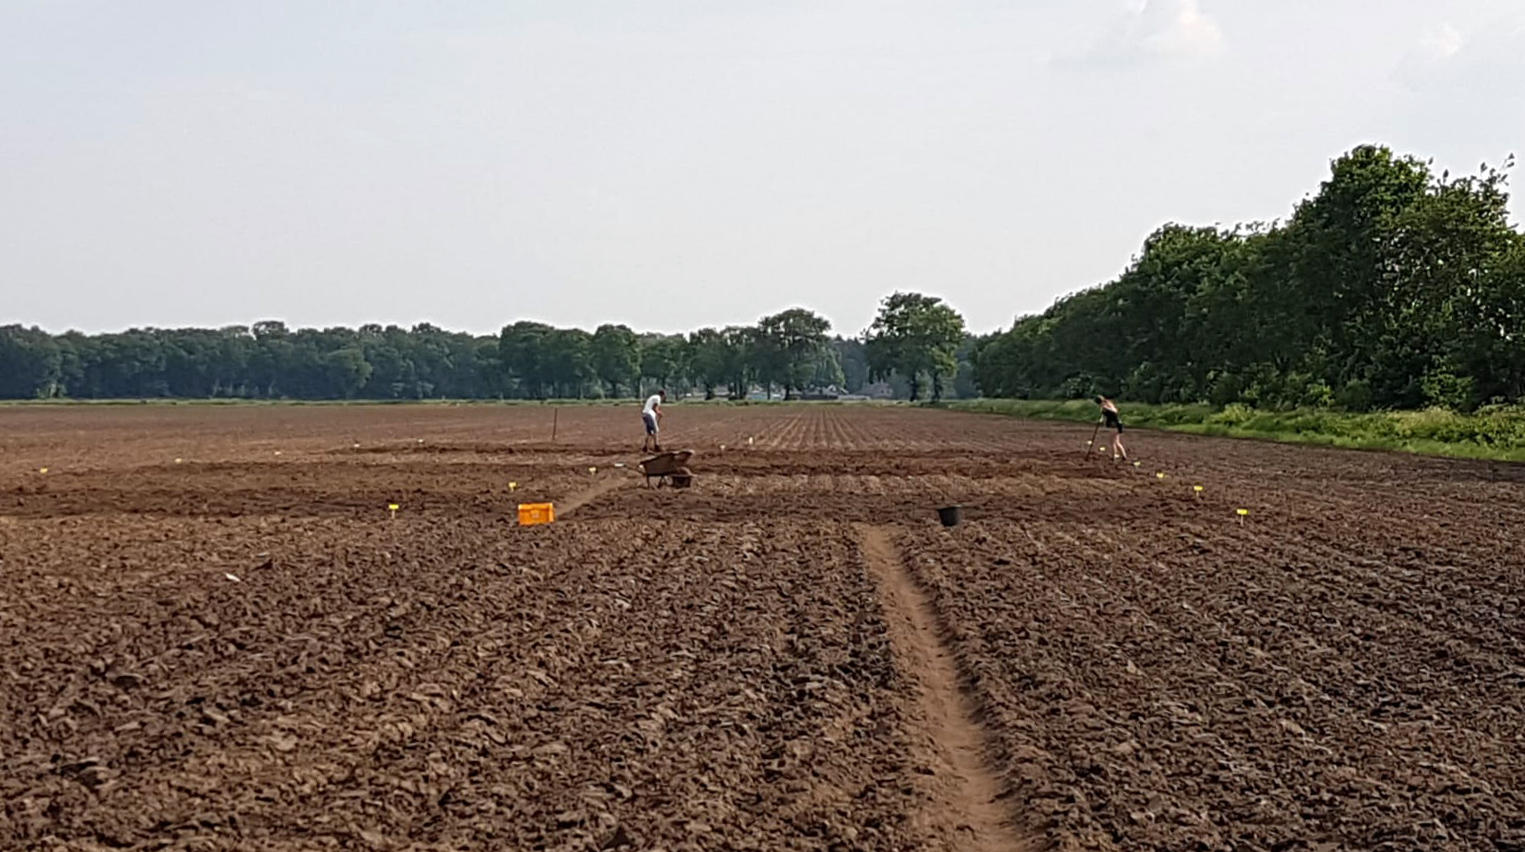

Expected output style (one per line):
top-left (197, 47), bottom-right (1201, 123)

top-left (638, 449), bottom-right (695, 488)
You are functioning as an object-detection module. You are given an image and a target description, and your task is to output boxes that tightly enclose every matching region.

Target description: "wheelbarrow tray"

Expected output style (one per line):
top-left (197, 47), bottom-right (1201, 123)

top-left (639, 450), bottom-right (695, 487)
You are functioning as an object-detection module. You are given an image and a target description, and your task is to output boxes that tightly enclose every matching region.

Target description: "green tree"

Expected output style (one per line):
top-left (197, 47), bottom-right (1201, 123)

top-left (473, 337), bottom-right (504, 397)
top-left (543, 328), bottom-right (594, 398)
top-left (0, 325), bottom-right (62, 398)
top-left (832, 337), bottom-right (870, 394)
top-left (755, 308), bottom-right (832, 400)
top-left (971, 144), bottom-right (1525, 412)
top-left (720, 325), bottom-right (755, 399)
top-left (249, 321), bottom-right (293, 398)
top-left (686, 327), bottom-right (730, 399)
top-left (498, 321), bottom-right (554, 398)
top-left (99, 329), bottom-right (169, 397)
top-left (592, 324), bottom-right (641, 398)
top-left (864, 292), bottom-right (967, 401)
top-left (639, 334), bottom-right (688, 395)
top-left (1284, 145), bottom-right (1432, 398)
top-left (953, 336), bottom-right (980, 399)
top-left (810, 345), bottom-right (847, 393)
top-left (324, 347), bottom-right (373, 398)
top-left (1383, 158), bottom-right (1520, 409)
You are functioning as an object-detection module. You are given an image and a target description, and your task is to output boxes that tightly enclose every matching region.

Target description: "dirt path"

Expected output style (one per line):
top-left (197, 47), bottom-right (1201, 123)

top-left (858, 524), bottom-right (1044, 852)
top-left (557, 474), bottom-right (632, 518)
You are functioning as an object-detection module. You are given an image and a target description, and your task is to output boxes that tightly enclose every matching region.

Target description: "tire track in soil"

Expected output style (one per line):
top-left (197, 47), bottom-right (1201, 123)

top-left (858, 524), bottom-right (1044, 852)
top-left (556, 475), bottom-right (634, 518)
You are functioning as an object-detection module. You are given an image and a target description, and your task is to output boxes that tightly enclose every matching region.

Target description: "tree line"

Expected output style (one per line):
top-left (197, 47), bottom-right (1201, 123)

top-left (974, 145), bottom-right (1525, 411)
top-left (1, 299), bottom-right (974, 401)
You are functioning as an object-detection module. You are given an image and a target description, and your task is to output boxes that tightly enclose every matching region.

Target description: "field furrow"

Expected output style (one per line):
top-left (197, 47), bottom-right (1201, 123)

top-left (4, 403), bottom-right (1524, 850)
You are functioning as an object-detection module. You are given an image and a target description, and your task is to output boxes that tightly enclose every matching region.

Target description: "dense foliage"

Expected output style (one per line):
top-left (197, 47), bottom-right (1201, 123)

top-left (975, 145), bottom-right (1525, 411)
top-left (0, 304), bottom-right (969, 401)
top-left (864, 293), bottom-right (968, 401)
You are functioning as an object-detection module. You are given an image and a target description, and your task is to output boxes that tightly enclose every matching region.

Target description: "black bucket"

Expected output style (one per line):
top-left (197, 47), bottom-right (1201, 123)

top-left (937, 505), bottom-right (962, 527)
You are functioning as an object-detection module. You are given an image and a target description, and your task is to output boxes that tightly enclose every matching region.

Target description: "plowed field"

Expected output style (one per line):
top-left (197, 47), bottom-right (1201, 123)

top-left (3, 403), bottom-right (1523, 851)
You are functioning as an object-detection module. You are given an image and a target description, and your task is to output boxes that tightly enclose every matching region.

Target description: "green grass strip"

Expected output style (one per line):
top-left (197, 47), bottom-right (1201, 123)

top-left (947, 399), bottom-right (1525, 463)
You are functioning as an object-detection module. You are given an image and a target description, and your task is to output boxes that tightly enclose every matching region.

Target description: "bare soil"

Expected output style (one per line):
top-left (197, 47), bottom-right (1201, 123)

top-left (3, 403), bottom-right (1524, 850)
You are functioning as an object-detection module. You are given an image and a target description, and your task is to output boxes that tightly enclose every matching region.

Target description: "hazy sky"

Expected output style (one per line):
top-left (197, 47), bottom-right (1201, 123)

top-left (3, 1), bottom-right (1522, 337)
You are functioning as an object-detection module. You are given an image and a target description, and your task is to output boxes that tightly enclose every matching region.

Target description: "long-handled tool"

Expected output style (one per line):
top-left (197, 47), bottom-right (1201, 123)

top-left (1084, 419), bottom-right (1102, 458)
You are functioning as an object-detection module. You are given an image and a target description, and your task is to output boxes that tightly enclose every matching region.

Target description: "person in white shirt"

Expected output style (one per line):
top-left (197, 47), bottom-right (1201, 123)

top-left (642, 390), bottom-right (666, 452)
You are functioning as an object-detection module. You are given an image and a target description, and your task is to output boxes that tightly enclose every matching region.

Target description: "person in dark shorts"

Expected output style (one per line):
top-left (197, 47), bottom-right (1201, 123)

top-left (1095, 395), bottom-right (1127, 461)
top-left (642, 390), bottom-right (666, 452)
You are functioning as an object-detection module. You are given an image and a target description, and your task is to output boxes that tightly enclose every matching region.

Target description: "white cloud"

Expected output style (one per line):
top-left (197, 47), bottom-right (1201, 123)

top-left (1139, 0), bottom-right (1224, 59)
top-left (1058, 0), bottom-right (1225, 68)
top-left (1394, 22), bottom-right (1466, 88)
top-left (1392, 18), bottom-right (1525, 159)
top-left (1392, 19), bottom-right (1525, 95)
top-left (1422, 22), bottom-right (1466, 59)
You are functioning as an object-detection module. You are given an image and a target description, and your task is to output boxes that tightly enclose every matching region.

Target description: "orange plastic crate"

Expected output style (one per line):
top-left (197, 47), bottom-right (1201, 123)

top-left (517, 502), bottom-right (555, 526)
